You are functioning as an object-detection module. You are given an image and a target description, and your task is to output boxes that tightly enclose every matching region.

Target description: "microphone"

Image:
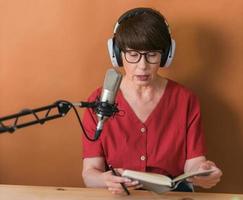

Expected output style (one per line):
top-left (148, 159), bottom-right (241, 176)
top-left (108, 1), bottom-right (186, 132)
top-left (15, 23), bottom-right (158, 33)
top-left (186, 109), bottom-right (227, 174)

top-left (94, 68), bottom-right (122, 140)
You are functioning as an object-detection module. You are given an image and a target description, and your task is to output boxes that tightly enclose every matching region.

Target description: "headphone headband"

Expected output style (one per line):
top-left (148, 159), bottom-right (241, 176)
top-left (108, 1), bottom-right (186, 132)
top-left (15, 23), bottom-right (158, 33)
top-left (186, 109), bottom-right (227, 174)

top-left (107, 8), bottom-right (176, 67)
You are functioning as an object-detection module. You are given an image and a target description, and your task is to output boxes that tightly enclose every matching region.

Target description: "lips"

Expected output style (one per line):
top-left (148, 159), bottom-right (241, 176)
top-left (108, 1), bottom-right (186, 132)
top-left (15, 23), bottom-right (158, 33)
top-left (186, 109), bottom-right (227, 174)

top-left (136, 75), bottom-right (150, 81)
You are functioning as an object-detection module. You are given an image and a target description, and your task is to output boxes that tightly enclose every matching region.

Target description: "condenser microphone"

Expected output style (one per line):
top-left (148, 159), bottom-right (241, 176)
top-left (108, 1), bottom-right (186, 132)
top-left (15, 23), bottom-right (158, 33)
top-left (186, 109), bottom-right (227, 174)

top-left (94, 68), bottom-right (122, 140)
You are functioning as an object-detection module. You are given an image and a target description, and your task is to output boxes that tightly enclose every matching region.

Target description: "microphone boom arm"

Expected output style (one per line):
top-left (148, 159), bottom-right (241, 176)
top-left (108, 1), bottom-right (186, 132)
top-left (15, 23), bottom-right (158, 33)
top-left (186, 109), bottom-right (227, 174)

top-left (0, 100), bottom-right (96, 134)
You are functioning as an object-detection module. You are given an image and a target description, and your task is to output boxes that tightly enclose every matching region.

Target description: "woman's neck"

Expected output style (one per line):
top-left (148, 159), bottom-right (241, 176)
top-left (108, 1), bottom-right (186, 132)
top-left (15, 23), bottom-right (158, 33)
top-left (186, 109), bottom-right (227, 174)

top-left (120, 75), bottom-right (167, 102)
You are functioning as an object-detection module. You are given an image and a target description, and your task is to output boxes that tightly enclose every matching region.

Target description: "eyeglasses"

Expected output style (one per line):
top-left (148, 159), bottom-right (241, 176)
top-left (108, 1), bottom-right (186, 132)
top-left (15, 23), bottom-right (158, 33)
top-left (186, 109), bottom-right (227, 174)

top-left (123, 50), bottom-right (163, 64)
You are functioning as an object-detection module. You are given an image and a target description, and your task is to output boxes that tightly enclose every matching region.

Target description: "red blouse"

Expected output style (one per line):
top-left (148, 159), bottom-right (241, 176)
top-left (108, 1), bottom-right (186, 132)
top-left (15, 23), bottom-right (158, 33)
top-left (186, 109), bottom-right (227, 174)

top-left (82, 79), bottom-right (206, 177)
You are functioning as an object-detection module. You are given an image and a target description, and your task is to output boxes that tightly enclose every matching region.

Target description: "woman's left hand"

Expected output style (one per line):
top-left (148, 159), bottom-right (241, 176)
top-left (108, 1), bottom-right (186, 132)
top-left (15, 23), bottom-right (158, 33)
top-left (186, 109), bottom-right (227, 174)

top-left (187, 160), bottom-right (223, 188)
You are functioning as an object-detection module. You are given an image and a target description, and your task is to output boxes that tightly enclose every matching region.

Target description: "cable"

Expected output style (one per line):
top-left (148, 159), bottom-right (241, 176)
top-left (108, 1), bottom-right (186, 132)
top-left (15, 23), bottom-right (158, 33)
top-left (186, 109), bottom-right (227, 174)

top-left (57, 100), bottom-right (98, 142)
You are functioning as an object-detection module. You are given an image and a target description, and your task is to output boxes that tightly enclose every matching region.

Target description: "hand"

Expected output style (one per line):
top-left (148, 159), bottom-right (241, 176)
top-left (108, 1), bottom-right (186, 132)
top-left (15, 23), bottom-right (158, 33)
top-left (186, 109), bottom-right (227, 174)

top-left (102, 168), bottom-right (142, 195)
top-left (187, 160), bottom-right (223, 189)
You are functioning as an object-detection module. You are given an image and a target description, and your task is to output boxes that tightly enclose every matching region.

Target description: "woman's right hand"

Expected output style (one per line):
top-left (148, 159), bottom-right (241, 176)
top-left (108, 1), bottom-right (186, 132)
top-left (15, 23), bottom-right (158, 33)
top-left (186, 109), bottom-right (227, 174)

top-left (102, 169), bottom-right (142, 195)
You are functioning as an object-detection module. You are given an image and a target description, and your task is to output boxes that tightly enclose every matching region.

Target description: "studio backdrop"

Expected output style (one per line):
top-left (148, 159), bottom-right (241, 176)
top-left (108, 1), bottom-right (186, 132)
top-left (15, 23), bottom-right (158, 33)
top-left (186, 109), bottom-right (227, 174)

top-left (0, 0), bottom-right (243, 194)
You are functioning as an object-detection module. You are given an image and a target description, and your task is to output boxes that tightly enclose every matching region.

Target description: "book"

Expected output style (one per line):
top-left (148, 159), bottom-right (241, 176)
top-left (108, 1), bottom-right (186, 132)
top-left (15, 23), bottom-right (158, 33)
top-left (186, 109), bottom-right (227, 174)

top-left (122, 169), bottom-right (215, 193)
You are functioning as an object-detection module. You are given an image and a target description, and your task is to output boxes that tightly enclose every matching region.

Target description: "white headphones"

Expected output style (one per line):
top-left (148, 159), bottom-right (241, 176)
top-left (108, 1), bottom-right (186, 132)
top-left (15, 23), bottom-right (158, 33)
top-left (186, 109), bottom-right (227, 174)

top-left (107, 8), bottom-right (176, 68)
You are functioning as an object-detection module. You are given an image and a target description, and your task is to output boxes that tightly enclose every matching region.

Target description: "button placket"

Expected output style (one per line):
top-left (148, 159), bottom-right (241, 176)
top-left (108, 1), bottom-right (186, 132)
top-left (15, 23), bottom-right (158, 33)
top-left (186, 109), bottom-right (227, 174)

top-left (138, 125), bottom-right (147, 171)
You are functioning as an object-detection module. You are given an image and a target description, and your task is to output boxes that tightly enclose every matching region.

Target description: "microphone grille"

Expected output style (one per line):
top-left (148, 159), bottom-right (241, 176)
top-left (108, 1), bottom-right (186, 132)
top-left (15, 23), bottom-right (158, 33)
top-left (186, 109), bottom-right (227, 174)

top-left (103, 68), bottom-right (122, 92)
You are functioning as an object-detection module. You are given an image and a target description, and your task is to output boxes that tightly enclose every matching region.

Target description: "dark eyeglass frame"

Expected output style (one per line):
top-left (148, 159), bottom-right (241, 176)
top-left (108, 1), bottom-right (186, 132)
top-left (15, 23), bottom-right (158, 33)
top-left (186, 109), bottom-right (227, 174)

top-left (123, 49), bottom-right (164, 64)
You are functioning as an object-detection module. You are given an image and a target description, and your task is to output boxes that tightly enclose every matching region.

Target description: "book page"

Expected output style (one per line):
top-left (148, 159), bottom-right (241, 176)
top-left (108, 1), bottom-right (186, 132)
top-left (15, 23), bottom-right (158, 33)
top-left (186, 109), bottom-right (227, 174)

top-left (122, 170), bottom-right (172, 187)
top-left (172, 169), bottom-right (215, 183)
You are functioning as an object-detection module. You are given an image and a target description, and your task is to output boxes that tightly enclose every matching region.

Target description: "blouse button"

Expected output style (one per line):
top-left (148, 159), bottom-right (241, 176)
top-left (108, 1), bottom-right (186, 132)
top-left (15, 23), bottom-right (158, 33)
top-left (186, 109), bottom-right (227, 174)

top-left (140, 127), bottom-right (146, 133)
top-left (140, 155), bottom-right (146, 161)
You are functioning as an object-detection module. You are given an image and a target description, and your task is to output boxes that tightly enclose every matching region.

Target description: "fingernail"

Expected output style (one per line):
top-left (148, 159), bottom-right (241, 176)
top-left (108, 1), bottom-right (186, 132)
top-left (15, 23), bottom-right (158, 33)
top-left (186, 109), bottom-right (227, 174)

top-left (133, 181), bottom-right (139, 185)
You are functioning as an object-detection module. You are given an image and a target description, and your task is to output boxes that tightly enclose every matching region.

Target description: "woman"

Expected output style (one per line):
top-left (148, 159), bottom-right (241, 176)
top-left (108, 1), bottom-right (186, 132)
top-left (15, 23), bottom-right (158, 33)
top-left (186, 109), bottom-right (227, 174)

top-left (81, 7), bottom-right (222, 194)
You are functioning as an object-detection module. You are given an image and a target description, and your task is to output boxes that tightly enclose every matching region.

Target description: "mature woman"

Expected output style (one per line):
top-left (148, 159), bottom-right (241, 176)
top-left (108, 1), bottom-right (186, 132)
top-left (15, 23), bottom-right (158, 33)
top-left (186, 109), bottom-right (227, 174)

top-left (81, 7), bottom-right (222, 194)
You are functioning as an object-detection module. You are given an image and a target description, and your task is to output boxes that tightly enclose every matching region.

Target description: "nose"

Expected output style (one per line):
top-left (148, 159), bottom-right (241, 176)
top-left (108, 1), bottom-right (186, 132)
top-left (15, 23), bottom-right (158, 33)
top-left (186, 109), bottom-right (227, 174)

top-left (137, 55), bottom-right (149, 70)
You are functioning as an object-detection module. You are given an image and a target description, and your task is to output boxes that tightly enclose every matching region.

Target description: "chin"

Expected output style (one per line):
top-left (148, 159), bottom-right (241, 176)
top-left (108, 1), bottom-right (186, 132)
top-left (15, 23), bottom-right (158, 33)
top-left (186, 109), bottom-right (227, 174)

top-left (134, 80), bottom-right (152, 86)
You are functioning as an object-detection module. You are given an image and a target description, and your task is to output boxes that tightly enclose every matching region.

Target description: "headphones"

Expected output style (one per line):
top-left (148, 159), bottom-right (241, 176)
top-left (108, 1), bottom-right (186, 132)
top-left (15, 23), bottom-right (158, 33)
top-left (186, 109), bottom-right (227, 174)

top-left (107, 8), bottom-right (176, 68)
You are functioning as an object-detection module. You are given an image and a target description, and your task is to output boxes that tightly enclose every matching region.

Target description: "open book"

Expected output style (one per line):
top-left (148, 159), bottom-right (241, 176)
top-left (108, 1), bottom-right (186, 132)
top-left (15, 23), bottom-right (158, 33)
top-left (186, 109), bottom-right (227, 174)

top-left (122, 169), bottom-right (214, 193)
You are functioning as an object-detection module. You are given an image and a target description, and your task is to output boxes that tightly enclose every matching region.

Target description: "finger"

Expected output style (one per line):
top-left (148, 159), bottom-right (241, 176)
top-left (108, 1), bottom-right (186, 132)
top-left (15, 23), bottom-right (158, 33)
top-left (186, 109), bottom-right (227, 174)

top-left (187, 178), bottom-right (193, 182)
top-left (200, 163), bottom-right (212, 170)
top-left (127, 184), bottom-right (143, 190)
top-left (192, 181), bottom-right (215, 188)
top-left (194, 170), bottom-right (222, 180)
top-left (106, 181), bottom-right (123, 189)
top-left (124, 180), bottom-right (140, 187)
top-left (108, 175), bottom-right (132, 184)
top-left (106, 179), bottom-right (135, 189)
top-left (190, 177), bottom-right (220, 188)
top-left (211, 168), bottom-right (223, 177)
top-left (193, 178), bottom-right (220, 185)
top-left (200, 160), bottom-right (216, 170)
top-left (200, 184), bottom-right (214, 189)
top-left (108, 187), bottom-right (124, 195)
top-left (191, 175), bottom-right (221, 183)
top-left (205, 160), bottom-right (216, 167)
top-left (200, 180), bottom-right (219, 188)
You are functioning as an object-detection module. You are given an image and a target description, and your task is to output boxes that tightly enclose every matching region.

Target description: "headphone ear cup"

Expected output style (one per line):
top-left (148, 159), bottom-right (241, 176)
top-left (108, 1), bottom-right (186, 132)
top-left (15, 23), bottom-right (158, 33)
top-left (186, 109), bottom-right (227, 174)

top-left (162, 39), bottom-right (176, 68)
top-left (107, 38), bottom-right (123, 67)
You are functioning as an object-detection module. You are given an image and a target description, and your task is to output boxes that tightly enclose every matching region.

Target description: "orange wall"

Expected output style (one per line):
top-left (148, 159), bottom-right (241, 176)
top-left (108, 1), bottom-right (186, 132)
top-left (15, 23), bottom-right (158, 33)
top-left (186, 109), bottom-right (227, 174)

top-left (0, 0), bottom-right (243, 193)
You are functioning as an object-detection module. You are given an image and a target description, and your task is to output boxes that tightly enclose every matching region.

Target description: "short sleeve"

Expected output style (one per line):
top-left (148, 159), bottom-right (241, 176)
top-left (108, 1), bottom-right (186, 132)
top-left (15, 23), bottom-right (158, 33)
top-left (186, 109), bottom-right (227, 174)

top-left (81, 88), bottom-right (105, 158)
top-left (186, 94), bottom-right (206, 159)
